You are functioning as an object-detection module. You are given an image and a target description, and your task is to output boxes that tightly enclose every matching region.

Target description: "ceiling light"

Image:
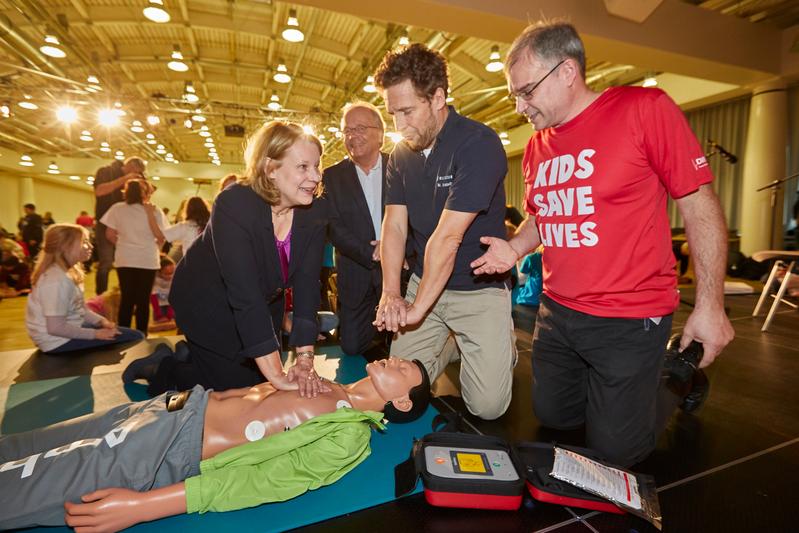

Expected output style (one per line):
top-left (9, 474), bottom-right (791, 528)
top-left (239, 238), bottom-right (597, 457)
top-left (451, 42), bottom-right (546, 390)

top-left (282, 9), bottom-right (304, 42)
top-left (143, 0), bottom-right (171, 23)
top-left (192, 113), bottom-right (206, 122)
top-left (485, 45), bottom-right (503, 73)
top-left (80, 130), bottom-right (93, 141)
top-left (99, 141), bottom-right (111, 152)
top-left (212, 160), bottom-right (221, 166)
top-left (184, 119), bottom-right (192, 128)
top-left (301, 124), bottom-right (315, 136)
top-left (47, 161), bottom-right (60, 174)
top-left (499, 131), bottom-right (511, 146)
top-left (152, 175), bottom-right (161, 181)
top-left (146, 132), bottom-right (155, 139)
top-left (267, 92), bottom-right (281, 111)
top-left (0, 104), bottom-right (9, 117)
top-left (327, 126), bottom-right (339, 133)
top-left (56, 105), bottom-right (78, 124)
top-left (363, 75), bottom-right (377, 93)
top-left (130, 120), bottom-right (145, 133)
top-left (183, 82), bottom-right (199, 103)
top-left (168, 45), bottom-right (189, 72)
top-left (146, 139), bottom-right (157, 145)
top-left (19, 154), bottom-right (34, 167)
top-left (157, 144), bottom-right (165, 149)
top-left (98, 108), bottom-right (119, 126)
top-left (146, 115), bottom-right (160, 126)
top-left (87, 75), bottom-right (99, 84)
top-left (642, 76), bottom-right (657, 87)
top-left (208, 147), bottom-right (217, 153)
top-left (398, 30), bottom-right (410, 47)
top-left (204, 141), bottom-right (215, 148)
top-left (199, 131), bottom-right (211, 137)
top-left (273, 62), bottom-right (291, 84)
top-left (18, 95), bottom-right (38, 110)
top-left (113, 102), bottom-right (126, 116)
top-left (40, 34), bottom-right (66, 58)
top-left (69, 175), bottom-right (81, 181)
top-left (156, 148), bottom-right (167, 155)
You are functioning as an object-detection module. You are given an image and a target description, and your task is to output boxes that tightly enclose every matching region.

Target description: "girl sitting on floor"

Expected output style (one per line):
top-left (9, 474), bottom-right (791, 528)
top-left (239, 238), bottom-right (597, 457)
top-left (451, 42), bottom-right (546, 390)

top-left (25, 224), bottom-right (143, 354)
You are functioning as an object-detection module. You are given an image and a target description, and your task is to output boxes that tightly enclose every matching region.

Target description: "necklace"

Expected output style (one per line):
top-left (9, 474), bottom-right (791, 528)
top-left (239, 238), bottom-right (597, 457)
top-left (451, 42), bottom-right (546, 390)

top-left (271, 207), bottom-right (293, 217)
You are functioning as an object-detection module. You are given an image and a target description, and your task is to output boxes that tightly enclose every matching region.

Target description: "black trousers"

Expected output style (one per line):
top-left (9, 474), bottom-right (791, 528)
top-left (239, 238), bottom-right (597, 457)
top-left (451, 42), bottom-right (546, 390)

top-left (338, 282), bottom-right (384, 356)
top-left (116, 267), bottom-right (157, 334)
top-left (148, 338), bottom-right (262, 396)
top-left (532, 294), bottom-right (673, 467)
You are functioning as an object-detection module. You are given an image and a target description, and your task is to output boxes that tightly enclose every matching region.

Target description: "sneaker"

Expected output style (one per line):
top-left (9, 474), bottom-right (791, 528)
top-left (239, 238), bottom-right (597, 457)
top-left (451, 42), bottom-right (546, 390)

top-left (680, 369), bottom-right (710, 413)
top-left (122, 344), bottom-right (174, 383)
top-left (173, 340), bottom-right (191, 363)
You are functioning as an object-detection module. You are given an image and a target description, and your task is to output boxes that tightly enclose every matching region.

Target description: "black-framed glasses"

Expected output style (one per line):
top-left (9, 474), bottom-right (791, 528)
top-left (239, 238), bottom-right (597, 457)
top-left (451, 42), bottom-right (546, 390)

top-left (342, 125), bottom-right (381, 136)
top-left (507, 59), bottom-right (566, 105)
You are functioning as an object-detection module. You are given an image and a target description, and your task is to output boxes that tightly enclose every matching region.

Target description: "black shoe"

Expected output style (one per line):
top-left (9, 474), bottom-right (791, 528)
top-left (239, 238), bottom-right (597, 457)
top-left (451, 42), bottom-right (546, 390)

top-left (680, 369), bottom-right (710, 413)
top-left (173, 340), bottom-right (190, 363)
top-left (122, 344), bottom-right (174, 383)
top-left (663, 334), bottom-right (704, 384)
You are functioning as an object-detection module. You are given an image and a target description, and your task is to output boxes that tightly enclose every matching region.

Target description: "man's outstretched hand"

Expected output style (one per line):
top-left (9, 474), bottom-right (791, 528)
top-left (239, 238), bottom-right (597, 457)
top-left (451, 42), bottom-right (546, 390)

top-left (470, 236), bottom-right (518, 276)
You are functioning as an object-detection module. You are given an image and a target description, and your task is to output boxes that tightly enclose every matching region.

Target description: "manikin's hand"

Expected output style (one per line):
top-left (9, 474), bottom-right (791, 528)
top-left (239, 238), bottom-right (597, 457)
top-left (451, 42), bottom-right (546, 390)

top-left (470, 236), bottom-right (519, 276)
top-left (680, 306), bottom-right (734, 368)
top-left (64, 488), bottom-right (144, 533)
top-left (370, 240), bottom-right (381, 262)
top-left (374, 291), bottom-right (410, 332)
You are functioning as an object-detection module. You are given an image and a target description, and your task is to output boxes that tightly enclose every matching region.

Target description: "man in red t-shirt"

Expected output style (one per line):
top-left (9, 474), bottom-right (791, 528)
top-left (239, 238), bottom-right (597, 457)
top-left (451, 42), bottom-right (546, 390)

top-left (471, 22), bottom-right (734, 466)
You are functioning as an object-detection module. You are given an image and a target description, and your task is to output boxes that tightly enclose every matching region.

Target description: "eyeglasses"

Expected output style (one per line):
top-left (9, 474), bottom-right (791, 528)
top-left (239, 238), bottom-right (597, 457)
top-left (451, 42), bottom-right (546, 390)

top-left (342, 125), bottom-right (381, 136)
top-left (507, 59), bottom-right (566, 105)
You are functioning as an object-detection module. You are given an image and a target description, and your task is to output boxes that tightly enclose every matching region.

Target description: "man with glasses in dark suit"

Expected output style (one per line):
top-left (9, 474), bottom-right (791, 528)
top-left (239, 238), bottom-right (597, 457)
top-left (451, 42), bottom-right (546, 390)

top-left (324, 102), bottom-right (392, 358)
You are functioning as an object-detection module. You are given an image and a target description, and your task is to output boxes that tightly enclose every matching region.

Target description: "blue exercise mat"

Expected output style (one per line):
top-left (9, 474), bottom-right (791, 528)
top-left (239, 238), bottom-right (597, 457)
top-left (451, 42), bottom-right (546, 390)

top-left (0, 348), bottom-right (433, 532)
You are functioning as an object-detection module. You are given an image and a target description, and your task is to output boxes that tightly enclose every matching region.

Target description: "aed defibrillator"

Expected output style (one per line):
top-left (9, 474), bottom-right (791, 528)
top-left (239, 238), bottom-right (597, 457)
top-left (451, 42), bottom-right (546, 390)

top-left (394, 413), bottom-right (626, 515)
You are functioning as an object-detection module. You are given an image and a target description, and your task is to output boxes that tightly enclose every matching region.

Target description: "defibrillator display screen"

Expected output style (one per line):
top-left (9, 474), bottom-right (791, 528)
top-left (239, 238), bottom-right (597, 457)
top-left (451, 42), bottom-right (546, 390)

top-left (451, 450), bottom-right (492, 476)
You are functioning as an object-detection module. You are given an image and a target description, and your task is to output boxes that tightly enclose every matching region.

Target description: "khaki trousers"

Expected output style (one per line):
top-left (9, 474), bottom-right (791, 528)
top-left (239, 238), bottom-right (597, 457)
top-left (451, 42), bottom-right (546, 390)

top-left (390, 275), bottom-right (516, 420)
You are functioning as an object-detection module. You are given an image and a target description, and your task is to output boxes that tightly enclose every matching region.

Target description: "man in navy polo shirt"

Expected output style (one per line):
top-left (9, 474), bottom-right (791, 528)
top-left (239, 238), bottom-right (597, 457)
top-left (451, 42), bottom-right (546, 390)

top-left (372, 43), bottom-right (516, 420)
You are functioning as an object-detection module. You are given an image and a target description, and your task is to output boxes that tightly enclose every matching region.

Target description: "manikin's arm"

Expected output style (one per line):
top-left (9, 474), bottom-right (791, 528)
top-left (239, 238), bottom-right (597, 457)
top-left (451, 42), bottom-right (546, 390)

top-left (64, 483), bottom-right (186, 533)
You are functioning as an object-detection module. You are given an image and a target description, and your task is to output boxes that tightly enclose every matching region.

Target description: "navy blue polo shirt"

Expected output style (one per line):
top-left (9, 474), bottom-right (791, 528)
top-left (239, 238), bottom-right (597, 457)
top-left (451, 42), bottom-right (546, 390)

top-left (386, 107), bottom-right (508, 291)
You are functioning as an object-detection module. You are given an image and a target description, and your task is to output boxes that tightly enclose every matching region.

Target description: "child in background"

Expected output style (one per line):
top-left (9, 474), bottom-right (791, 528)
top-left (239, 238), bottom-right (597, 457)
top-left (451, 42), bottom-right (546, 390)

top-left (25, 224), bottom-right (143, 353)
top-left (513, 245), bottom-right (544, 307)
top-left (150, 254), bottom-right (176, 330)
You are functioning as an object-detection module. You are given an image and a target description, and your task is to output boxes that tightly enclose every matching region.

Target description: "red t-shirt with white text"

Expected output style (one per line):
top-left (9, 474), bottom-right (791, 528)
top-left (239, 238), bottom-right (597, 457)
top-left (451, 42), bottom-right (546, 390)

top-left (523, 86), bottom-right (713, 318)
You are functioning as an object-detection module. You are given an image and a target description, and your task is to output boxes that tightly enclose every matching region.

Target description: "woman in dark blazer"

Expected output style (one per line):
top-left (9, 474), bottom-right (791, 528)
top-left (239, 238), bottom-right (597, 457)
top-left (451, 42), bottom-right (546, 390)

top-left (128, 121), bottom-right (328, 396)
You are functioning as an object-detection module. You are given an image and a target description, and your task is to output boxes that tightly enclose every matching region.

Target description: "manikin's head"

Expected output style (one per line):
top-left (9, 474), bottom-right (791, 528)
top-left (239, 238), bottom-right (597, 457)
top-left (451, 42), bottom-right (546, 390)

top-left (366, 357), bottom-right (431, 423)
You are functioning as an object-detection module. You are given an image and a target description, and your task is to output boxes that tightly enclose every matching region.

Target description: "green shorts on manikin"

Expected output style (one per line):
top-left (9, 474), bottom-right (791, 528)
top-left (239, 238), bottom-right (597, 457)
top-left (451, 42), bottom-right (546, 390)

top-left (390, 274), bottom-right (516, 420)
top-left (186, 409), bottom-right (384, 513)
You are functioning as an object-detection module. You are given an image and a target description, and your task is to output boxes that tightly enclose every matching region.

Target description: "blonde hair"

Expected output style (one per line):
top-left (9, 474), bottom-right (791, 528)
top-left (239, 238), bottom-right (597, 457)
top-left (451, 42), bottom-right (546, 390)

top-left (240, 121), bottom-right (324, 205)
top-left (31, 224), bottom-right (88, 286)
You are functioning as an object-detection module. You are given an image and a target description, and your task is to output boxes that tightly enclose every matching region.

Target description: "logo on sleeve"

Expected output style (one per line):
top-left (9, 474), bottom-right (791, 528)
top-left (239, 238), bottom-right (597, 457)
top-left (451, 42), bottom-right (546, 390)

top-left (692, 156), bottom-right (708, 170)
